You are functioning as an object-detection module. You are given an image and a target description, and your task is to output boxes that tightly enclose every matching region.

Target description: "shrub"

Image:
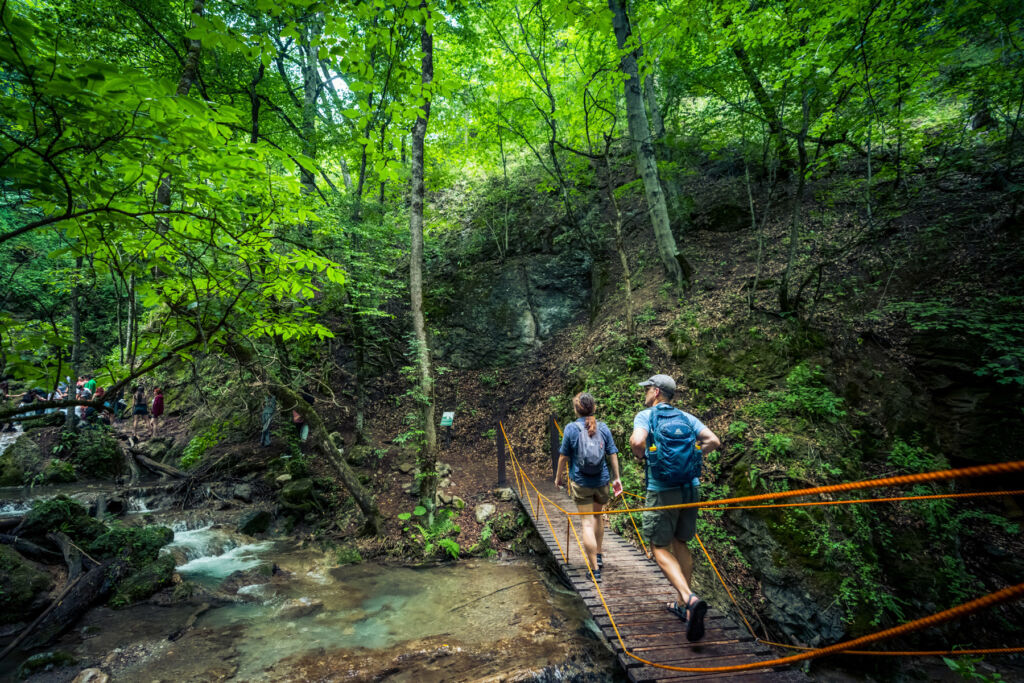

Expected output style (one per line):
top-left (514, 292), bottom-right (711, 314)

top-left (88, 524), bottom-right (174, 568)
top-left (19, 496), bottom-right (106, 543)
top-left (72, 428), bottom-right (122, 477)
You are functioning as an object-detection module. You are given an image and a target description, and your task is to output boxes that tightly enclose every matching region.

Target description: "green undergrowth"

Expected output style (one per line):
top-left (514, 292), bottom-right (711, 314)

top-left (553, 305), bottom-right (1022, 638)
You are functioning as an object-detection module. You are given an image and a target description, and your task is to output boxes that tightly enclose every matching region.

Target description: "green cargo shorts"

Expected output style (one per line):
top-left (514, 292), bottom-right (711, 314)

top-left (568, 480), bottom-right (610, 506)
top-left (642, 485), bottom-right (699, 547)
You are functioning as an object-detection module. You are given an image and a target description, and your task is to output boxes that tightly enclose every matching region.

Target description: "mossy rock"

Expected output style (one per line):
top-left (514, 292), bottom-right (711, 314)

top-left (41, 458), bottom-right (77, 483)
top-left (237, 509), bottom-right (272, 536)
top-left (110, 554), bottom-right (176, 607)
top-left (19, 496), bottom-right (107, 544)
top-left (16, 651), bottom-right (75, 679)
top-left (72, 428), bottom-right (122, 478)
top-left (0, 435), bottom-right (43, 485)
top-left (279, 478), bottom-right (319, 511)
top-left (88, 524), bottom-right (173, 568)
top-left (347, 444), bottom-right (374, 467)
top-left (0, 545), bottom-right (53, 624)
top-left (488, 511), bottom-right (524, 542)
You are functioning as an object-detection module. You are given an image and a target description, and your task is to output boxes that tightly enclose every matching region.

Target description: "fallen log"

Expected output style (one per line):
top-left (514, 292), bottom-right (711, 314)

top-left (0, 516), bottom-right (23, 532)
top-left (49, 531), bottom-right (94, 581)
top-left (10, 556), bottom-right (128, 654)
top-left (123, 448), bottom-right (142, 487)
top-left (130, 450), bottom-right (187, 479)
top-left (0, 534), bottom-right (62, 563)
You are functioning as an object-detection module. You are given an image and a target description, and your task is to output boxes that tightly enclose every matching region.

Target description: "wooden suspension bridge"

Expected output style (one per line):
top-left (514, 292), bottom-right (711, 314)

top-left (511, 472), bottom-right (806, 682)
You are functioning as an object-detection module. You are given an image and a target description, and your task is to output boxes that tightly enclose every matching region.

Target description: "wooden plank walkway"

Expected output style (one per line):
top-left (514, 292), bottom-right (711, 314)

top-left (514, 476), bottom-right (805, 682)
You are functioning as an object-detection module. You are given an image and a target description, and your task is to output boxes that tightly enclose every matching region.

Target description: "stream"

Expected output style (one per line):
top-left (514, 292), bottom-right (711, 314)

top-left (2, 487), bottom-right (620, 682)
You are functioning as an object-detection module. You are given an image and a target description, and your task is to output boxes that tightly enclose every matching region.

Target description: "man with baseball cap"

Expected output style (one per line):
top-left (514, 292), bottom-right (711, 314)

top-left (630, 373), bottom-right (721, 641)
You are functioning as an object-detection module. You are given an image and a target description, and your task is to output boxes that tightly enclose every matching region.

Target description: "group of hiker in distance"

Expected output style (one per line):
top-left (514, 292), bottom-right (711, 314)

top-left (554, 373), bottom-right (721, 643)
top-left (0, 376), bottom-right (165, 439)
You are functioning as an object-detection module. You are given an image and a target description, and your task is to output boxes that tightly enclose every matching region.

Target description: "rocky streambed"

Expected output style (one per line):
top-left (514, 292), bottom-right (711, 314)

top-left (1, 487), bottom-right (619, 682)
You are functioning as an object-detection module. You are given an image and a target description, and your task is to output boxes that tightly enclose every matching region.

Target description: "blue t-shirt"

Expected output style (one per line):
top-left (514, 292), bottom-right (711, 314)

top-left (559, 418), bottom-right (618, 488)
top-left (633, 404), bottom-right (706, 491)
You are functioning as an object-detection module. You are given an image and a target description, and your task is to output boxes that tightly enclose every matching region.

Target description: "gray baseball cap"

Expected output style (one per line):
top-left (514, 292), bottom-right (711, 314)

top-left (638, 374), bottom-right (676, 396)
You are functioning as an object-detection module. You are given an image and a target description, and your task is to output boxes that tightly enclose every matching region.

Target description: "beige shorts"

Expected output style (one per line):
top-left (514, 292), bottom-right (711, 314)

top-left (569, 480), bottom-right (610, 506)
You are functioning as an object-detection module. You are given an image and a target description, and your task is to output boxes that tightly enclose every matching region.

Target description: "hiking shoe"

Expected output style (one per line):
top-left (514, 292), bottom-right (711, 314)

top-left (596, 553), bottom-right (604, 571)
top-left (593, 570), bottom-right (602, 583)
top-left (685, 594), bottom-right (708, 642)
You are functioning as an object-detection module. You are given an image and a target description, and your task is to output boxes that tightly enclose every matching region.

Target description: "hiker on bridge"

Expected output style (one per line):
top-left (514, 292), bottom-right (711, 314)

top-left (631, 374), bottom-right (721, 642)
top-left (555, 391), bottom-right (621, 583)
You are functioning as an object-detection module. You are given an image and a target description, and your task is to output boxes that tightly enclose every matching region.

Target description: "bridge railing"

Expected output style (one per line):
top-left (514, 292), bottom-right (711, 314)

top-left (497, 419), bottom-right (1024, 673)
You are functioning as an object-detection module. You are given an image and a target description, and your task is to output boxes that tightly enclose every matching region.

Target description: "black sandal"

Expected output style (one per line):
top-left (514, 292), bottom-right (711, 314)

top-left (685, 593), bottom-right (708, 642)
top-left (666, 601), bottom-right (687, 622)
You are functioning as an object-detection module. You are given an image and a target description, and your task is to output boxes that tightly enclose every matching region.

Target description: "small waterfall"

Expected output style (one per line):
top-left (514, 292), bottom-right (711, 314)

top-left (0, 500), bottom-right (32, 517)
top-left (164, 525), bottom-right (273, 584)
top-left (0, 423), bottom-right (23, 457)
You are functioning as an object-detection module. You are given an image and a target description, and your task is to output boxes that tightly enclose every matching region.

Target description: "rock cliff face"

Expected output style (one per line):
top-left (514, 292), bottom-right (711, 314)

top-left (432, 250), bottom-right (592, 369)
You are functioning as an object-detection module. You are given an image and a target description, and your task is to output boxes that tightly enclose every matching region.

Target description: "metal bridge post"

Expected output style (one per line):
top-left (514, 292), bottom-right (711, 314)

top-left (496, 423), bottom-right (506, 487)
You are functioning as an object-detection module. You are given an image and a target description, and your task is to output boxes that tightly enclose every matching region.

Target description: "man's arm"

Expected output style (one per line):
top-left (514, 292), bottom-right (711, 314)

top-left (696, 427), bottom-right (721, 454)
top-left (630, 427), bottom-right (648, 461)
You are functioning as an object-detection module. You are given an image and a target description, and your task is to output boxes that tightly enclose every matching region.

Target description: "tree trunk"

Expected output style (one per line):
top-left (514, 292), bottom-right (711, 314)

top-left (299, 12), bottom-right (322, 198)
top-left (603, 149), bottom-right (635, 336)
top-left (779, 90), bottom-right (810, 313)
top-left (250, 61), bottom-right (265, 144)
top-left (65, 255), bottom-right (83, 431)
top-left (410, 4), bottom-right (438, 521)
top-left (155, 0), bottom-right (205, 233)
top-left (731, 42), bottom-right (790, 170)
top-left (609, 0), bottom-right (686, 291)
top-left (225, 342), bottom-right (382, 534)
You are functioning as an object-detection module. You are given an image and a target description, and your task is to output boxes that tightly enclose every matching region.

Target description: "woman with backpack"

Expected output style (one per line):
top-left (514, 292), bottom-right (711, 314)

top-left (131, 385), bottom-right (148, 437)
top-left (554, 392), bottom-right (621, 582)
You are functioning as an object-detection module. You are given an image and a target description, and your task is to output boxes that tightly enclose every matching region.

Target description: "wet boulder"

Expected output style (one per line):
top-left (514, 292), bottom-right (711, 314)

top-left (237, 509), bottom-right (272, 536)
top-left (72, 668), bottom-right (110, 683)
top-left (0, 545), bottom-right (53, 624)
top-left (278, 597), bottom-right (324, 619)
top-left (16, 651), bottom-right (76, 679)
top-left (0, 434), bottom-right (43, 486)
top-left (109, 554), bottom-right (176, 607)
top-left (279, 478), bottom-right (320, 512)
top-left (232, 483), bottom-right (253, 503)
top-left (18, 496), bottom-right (107, 544)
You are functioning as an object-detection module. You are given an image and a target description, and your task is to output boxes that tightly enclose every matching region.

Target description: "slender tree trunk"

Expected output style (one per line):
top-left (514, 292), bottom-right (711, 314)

top-left (609, 0), bottom-right (686, 291)
top-left (779, 90), bottom-right (810, 313)
top-left (409, 4), bottom-right (437, 521)
top-left (250, 62), bottom-right (265, 144)
top-left (65, 256), bottom-right (83, 430)
top-left (299, 13), bottom-right (322, 198)
top-left (731, 42), bottom-right (790, 170)
top-left (155, 0), bottom-right (205, 233)
top-left (127, 274), bottom-right (138, 371)
top-left (339, 158), bottom-right (353, 192)
top-left (603, 149), bottom-right (635, 336)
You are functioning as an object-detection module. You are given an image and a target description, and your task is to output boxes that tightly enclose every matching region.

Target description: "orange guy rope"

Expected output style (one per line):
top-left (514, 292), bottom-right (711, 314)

top-left (568, 459), bottom-right (1024, 516)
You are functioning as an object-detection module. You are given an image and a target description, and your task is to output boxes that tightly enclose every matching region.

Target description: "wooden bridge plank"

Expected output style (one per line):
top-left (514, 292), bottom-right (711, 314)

top-left (515, 476), bottom-right (802, 682)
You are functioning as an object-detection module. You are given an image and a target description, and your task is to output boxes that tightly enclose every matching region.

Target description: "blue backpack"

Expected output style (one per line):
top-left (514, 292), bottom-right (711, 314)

top-left (646, 406), bottom-right (701, 485)
top-left (572, 422), bottom-right (606, 477)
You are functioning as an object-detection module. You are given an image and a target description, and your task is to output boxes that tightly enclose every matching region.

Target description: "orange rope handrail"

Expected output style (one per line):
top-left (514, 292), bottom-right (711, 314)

top-left (498, 422), bottom-right (1024, 671)
top-left (566, 460), bottom-right (1024, 515)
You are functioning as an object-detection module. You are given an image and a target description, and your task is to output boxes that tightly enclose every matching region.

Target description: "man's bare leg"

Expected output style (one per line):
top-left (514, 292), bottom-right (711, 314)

top-left (652, 544), bottom-right (693, 606)
top-left (673, 539), bottom-right (693, 587)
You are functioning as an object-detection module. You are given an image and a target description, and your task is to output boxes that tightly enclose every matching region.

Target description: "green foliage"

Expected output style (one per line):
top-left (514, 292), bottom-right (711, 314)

top-left (752, 433), bottom-right (792, 460)
top-left (887, 437), bottom-right (948, 474)
top-left (410, 508), bottom-right (462, 560)
top-left (747, 364), bottom-right (846, 424)
top-left (70, 429), bottom-right (122, 478)
top-left (19, 496), bottom-right (106, 543)
top-left (891, 297), bottom-right (1024, 385)
top-left (336, 545), bottom-right (363, 566)
top-left (943, 656), bottom-right (1005, 682)
top-left (180, 419), bottom-right (238, 469)
top-left (41, 458), bottom-right (77, 484)
top-left (88, 524), bottom-right (174, 569)
top-left (109, 554), bottom-right (176, 608)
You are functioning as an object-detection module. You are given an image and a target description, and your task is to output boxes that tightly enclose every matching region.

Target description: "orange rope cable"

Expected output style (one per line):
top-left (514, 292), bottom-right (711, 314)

top-left (707, 489), bottom-right (1024, 511)
top-left (697, 532), bottom-right (1024, 658)
top-left (613, 581), bottom-right (1024, 672)
top-left (506, 423), bottom-right (1024, 670)
top-left (567, 459), bottom-right (1024, 516)
top-left (538, 494), bottom-right (567, 563)
top-left (620, 490), bottom-right (650, 557)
